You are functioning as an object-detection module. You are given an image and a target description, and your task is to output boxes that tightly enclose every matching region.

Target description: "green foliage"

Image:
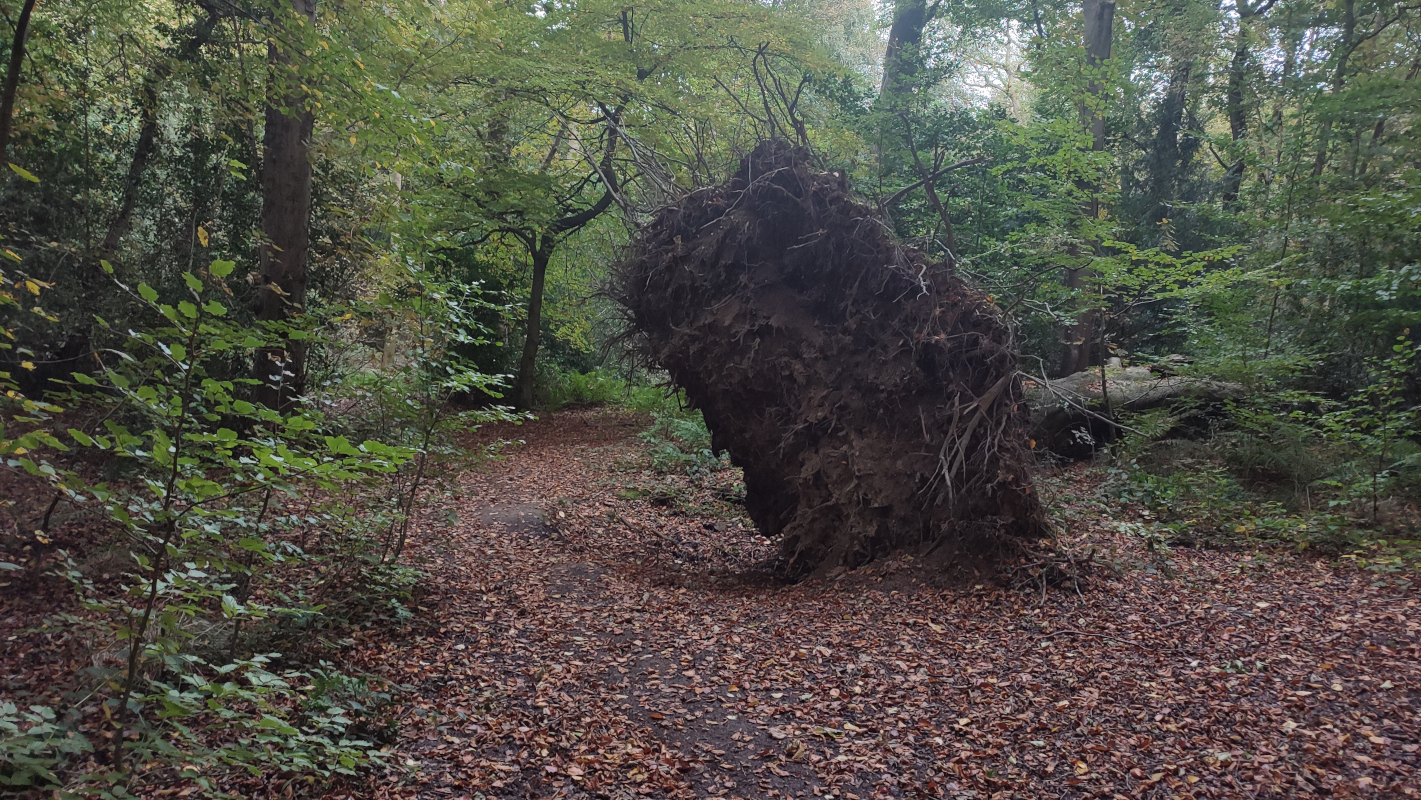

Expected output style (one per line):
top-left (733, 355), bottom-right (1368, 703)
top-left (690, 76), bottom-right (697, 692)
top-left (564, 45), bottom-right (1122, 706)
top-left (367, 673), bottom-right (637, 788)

top-left (334, 270), bottom-right (521, 560)
top-left (0, 703), bottom-right (90, 789)
top-left (32, 266), bottom-right (409, 790)
top-left (1108, 335), bottom-right (1421, 568)
top-left (1316, 333), bottom-right (1421, 518)
top-left (639, 407), bottom-right (726, 476)
top-left (538, 368), bottom-right (668, 412)
top-left (0, 262), bottom-right (512, 792)
top-left (1, 0), bottom-right (1420, 790)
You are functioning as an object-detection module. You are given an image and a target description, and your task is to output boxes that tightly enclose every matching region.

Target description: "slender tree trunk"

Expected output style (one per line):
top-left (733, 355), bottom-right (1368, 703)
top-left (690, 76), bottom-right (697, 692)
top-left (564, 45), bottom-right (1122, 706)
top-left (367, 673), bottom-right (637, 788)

top-left (1059, 0), bottom-right (1114, 377)
top-left (516, 237), bottom-right (551, 410)
top-left (50, 13), bottom-right (221, 387)
top-left (0, 0), bottom-right (37, 167)
top-left (875, 0), bottom-right (933, 176)
top-left (1080, 0), bottom-right (1114, 160)
top-left (1311, 0), bottom-right (1354, 177)
top-left (1222, 28), bottom-right (1249, 207)
top-left (1366, 58), bottom-right (1418, 168)
top-left (100, 13), bottom-right (219, 263)
top-left (256, 0), bottom-right (317, 410)
top-left (1222, 0), bottom-right (1277, 207)
top-left (100, 84), bottom-right (161, 261)
top-left (1148, 61), bottom-right (1193, 220)
top-left (510, 125), bottom-right (618, 409)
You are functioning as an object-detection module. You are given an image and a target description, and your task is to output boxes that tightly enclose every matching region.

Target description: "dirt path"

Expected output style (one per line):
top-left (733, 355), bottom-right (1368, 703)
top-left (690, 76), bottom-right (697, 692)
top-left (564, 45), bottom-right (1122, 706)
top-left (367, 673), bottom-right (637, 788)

top-left (344, 409), bottom-right (1419, 800)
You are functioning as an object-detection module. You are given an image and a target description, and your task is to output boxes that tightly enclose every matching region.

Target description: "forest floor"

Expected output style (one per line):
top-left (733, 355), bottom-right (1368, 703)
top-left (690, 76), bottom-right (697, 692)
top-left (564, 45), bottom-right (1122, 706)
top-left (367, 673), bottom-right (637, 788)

top-left (339, 408), bottom-right (1419, 800)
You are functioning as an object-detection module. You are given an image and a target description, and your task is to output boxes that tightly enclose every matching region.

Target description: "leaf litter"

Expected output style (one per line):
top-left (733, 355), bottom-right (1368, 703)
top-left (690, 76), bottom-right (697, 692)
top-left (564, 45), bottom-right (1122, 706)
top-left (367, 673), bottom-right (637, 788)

top-left (289, 410), bottom-right (1418, 798)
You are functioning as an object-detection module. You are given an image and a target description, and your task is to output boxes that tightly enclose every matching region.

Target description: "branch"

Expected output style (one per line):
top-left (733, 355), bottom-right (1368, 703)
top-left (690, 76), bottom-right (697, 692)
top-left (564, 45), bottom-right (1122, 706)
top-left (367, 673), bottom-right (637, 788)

top-left (549, 117), bottom-right (621, 236)
top-left (882, 157), bottom-right (990, 209)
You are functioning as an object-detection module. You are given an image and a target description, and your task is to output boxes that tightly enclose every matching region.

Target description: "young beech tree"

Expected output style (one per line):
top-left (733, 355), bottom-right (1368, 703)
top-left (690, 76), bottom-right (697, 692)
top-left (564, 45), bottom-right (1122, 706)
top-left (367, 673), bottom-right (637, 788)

top-left (414, 0), bottom-right (822, 408)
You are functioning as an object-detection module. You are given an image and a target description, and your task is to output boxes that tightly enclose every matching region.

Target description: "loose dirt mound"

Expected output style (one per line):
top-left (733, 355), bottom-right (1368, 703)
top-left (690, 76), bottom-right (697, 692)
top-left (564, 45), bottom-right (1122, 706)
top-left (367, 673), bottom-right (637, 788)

top-left (616, 141), bottom-right (1051, 576)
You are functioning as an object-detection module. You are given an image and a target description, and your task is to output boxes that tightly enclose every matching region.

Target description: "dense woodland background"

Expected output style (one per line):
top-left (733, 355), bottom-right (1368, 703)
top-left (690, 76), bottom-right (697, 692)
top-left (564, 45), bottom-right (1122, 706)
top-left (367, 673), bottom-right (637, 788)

top-left (1, 0), bottom-right (1419, 795)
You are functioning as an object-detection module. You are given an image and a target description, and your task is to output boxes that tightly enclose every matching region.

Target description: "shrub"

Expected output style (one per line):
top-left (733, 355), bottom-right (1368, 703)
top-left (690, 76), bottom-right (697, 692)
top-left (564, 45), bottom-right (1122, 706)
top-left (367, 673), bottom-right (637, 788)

top-left (0, 261), bottom-right (505, 794)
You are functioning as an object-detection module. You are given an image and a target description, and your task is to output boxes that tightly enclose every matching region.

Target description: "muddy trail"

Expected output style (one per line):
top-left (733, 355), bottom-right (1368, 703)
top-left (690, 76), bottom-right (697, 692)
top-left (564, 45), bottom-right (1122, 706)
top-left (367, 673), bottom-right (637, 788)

top-left (343, 409), bottom-right (1419, 800)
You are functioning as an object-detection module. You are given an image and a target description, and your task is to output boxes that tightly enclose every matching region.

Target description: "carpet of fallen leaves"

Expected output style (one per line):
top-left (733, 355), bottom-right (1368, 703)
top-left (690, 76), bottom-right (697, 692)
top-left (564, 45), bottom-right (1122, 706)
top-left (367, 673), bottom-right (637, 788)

top-left (331, 408), bottom-right (1418, 800)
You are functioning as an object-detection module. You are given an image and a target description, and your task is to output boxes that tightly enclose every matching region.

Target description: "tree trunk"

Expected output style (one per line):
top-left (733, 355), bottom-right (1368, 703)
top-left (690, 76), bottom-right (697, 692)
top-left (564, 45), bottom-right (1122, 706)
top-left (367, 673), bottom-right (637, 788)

top-left (100, 84), bottom-right (161, 261)
top-left (1222, 28), bottom-right (1249, 207)
top-left (1366, 58), bottom-right (1418, 168)
top-left (1311, 0), bottom-right (1354, 177)
top-left (1080, 0), bottom-right (1114, 158)
top-left (43, 13), bottom-right (223, 389)
top-left (1058, 0), bottom-right (1114, 377)
top-left (509, 128), bottom-right (618, 410)
top-left (878, 0), bottom-right (931, 110)
top-left (0, 0), bottom-right (37, 167)
top-left (100, 13), bottom-right (219, 263)
top-left (256, 0), bottom-right (317, 410)
top-left (1059, 267), bottom-right (1096, 377)
top-left (1147, 61), bottom-right (1193, 220)
top-left (515, 237), bottom-right (551, 409)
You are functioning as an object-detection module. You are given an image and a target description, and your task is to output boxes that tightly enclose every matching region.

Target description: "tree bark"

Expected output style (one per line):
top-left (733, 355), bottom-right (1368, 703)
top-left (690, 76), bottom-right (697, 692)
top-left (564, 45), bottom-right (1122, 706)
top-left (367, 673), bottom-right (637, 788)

top-left (1147, 60), bottom-right (1193, 219)
top-left (256, 0), bottom-right (317, 410)
top-left (1080, 0), bottom-right (1114, 159)
top-left (1366, 58), bottom-right (1418, 166)
top-left (1223, 0), bottom-right (1279, 206)
top-left (879, 0), bottom-right (932, 110)
top-left (1221, 29), bottom-right (1249, 207)
top-left (1058, 0), bottom-right (1114, 377)
top-left (100, 13), bottom-right (219, 263)
top-left (515, 237), bottom-right (551, 410)
top-left (511, 125), bottom-right (619, 409)
top-left (1311, 0), bottom-right (1354, 177)
top-left (511, 182), bottom-right (616, 409)
top-left (0, 0), bottom-right (37, 167)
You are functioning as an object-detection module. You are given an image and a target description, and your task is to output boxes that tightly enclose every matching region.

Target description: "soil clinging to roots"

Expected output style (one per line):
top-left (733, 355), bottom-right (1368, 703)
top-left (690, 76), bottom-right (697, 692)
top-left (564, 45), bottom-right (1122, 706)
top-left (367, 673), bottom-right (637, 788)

top-left (616, 141), bottom-right (1052, 577)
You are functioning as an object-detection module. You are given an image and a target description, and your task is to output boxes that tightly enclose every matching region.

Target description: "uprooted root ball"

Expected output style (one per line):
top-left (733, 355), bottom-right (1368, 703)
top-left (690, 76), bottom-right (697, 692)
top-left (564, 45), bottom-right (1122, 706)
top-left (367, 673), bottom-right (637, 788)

top-left (615, 141), bottom-right (1051, 577)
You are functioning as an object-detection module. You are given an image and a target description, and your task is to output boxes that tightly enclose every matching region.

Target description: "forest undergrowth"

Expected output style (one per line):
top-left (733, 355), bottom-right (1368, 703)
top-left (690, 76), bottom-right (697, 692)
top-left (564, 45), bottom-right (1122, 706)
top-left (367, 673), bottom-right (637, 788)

top-left (318, 408), bottom-right (1418, 800)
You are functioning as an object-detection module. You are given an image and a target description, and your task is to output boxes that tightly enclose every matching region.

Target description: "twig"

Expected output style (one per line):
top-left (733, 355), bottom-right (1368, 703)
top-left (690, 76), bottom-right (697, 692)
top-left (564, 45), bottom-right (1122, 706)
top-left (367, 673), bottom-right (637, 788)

top-left (614, 513), bottom-right (674, 543)
top-left (1036, 629), bottom-right (1185, 653)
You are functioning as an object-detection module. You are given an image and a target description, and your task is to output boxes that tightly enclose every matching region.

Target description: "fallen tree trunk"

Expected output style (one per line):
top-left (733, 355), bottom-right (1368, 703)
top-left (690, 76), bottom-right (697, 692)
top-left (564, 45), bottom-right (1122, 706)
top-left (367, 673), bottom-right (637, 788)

top-left (616, 141), bottom-right (1051, 578)
top-left (1025, 365), bottom-right (1245, 458)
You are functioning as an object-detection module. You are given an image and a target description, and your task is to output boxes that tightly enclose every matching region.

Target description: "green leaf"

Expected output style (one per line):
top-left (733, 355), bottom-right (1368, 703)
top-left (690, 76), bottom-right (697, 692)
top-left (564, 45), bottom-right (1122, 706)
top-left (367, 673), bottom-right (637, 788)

top-left (138, 283), bottom-right (159, 303)
top-left (178, 301), bottom-right (198, 319)
top-left (210, 260), bottom-right (236, 279)
top-left (68, 429), bottom-right (94, 447)
top-left (8, 163), bottom-right (39, 182)
top-left (170, 343), bottom-right (187, 361)
top-left (203, 300), bottom-right (228, 317)
top-left (183, 272), bottom-right (203, 291)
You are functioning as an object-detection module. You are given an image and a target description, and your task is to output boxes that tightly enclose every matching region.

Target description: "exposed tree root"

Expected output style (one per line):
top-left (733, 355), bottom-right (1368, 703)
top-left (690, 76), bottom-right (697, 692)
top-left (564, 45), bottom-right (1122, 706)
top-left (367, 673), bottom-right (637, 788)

top-left (616, 141), bottom-right (1052, 578)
